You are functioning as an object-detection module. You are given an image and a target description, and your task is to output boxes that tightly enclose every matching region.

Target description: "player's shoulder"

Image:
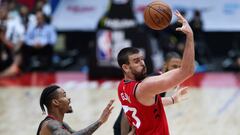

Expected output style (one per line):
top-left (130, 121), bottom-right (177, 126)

top-left (40, 119), bottom-right (71, 135)
top-left (42, 119), bottom-right (62, 131)
top-left (124, 80), bottom-right (139, 88)
top-left (39, 119), bottom-right (60, 135)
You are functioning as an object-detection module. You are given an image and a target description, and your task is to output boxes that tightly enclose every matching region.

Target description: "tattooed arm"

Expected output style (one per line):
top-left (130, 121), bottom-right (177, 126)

top-left (63, 122), bottom-right (76, 133)
top-left (72, 120), bottom-right (102, 135)
top-left (44, 120), bottom-right (101, 135)
top-left (62, 119), bottom-right (102, 135)
top-left (73, 99), bottom-right (114, 135)
top-left (44, 100), bottom-right (114, 135)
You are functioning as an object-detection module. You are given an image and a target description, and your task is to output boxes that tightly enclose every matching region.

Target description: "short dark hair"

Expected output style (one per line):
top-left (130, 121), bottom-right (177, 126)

top-left (40, 85), bottom-right (60, 114)
top-left (117, 47), bottom-right (140, 68)
top-left (165, 52), bottom-right (181, 62)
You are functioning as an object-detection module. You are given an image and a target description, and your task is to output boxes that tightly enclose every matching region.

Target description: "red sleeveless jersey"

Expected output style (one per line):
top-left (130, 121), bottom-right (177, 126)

top-left (118, 80), bottom-right (169, 135)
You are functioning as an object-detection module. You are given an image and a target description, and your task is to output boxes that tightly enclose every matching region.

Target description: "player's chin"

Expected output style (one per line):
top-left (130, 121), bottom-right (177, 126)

top-left (142, 67), bottom-right (147, 75)
top-left (66, 106), bottom-right (73, 113)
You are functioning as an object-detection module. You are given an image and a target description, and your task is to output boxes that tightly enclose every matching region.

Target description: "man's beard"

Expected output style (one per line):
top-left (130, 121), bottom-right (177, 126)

top-left (133, 67), bottom-right (147, 81)
top-left (66, 106), bottom-right (73, 113)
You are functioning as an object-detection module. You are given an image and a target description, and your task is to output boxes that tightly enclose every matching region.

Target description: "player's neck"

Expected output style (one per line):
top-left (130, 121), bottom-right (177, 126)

top-left (48, 110), bottom-right (64, 122)
top-left (124, 74), bottom-right (135, 81)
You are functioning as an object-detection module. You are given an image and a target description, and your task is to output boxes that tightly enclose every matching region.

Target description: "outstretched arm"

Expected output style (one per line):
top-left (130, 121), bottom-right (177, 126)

top-left (136, 11), bottom-right (195, 105)
top-left (43, 100), bottom-right (114, 135)
top-left (72, 99), bottom-right (114, 135)
top-left (44, 120), bottom-right (102, 135)
top-left (72, 121), bottom-right (102, 135)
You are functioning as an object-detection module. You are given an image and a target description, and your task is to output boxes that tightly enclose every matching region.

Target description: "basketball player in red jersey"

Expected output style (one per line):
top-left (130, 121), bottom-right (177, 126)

top-left (117, 11), bottom-right (194, 135)
top-left (113, 52), bottom-right (189, 135)
top-left (37, 85), bottom-right (114, 135)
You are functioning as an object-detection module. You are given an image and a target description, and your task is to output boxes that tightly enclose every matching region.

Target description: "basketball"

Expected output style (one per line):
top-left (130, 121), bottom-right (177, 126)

top-left (144, 1), bottom-right (172, 30)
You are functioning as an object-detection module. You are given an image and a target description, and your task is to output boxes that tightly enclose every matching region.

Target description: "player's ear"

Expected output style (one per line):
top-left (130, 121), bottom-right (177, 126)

top-left (52, 99), bottom-right (60, 106)
top-left (122, 64), bottom-right (129, 73)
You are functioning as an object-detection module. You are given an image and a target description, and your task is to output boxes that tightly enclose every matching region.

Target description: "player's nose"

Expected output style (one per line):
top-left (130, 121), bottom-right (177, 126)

top-left (140, 60), bottom-right (145, 65)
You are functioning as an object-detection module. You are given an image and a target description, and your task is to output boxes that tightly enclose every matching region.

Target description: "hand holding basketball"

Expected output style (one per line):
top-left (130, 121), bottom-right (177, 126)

top-left (175, 10), bottom-right (193, 35)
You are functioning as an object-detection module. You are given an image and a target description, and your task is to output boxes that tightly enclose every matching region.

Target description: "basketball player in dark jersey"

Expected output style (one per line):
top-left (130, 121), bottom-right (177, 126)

top-left (113, 52), bottom-right (188, 135)
top-left (37, 85), bottom-right (114, 135)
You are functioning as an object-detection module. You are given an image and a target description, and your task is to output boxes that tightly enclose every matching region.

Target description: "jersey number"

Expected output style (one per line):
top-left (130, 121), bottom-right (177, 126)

top-left (122, 105), bottom-right (141, 128)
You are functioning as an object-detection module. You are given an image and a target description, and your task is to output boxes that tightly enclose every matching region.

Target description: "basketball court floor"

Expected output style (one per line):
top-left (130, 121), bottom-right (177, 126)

top-left (0, 83), bottom-right (239, 135)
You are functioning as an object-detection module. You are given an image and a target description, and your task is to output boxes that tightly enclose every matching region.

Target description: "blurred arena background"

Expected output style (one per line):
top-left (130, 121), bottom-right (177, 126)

top-left (0, 0), bottom-right (240, 135)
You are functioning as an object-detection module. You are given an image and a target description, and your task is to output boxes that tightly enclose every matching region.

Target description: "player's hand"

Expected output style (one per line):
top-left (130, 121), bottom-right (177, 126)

top-left (172, 87), bottom-right (189, 103)
top-left (98, 99), bottom-right (114, 124)
top-left (175, 10), bottom-right (193, 36)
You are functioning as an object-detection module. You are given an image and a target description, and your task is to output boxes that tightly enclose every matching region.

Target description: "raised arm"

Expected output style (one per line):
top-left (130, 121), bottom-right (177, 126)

top-left (72, 99), bottom-right (114, 135)
top-left (136, 11), bottom-right (195, 105)
top-left (43, 119), bottom-right (103, 135)
top-left (43, 100), bottom-right (114, 135)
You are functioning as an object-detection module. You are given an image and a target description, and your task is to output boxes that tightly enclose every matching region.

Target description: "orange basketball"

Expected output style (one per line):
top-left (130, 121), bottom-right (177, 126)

top-left (144, 1), bottom-right (172, 30)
